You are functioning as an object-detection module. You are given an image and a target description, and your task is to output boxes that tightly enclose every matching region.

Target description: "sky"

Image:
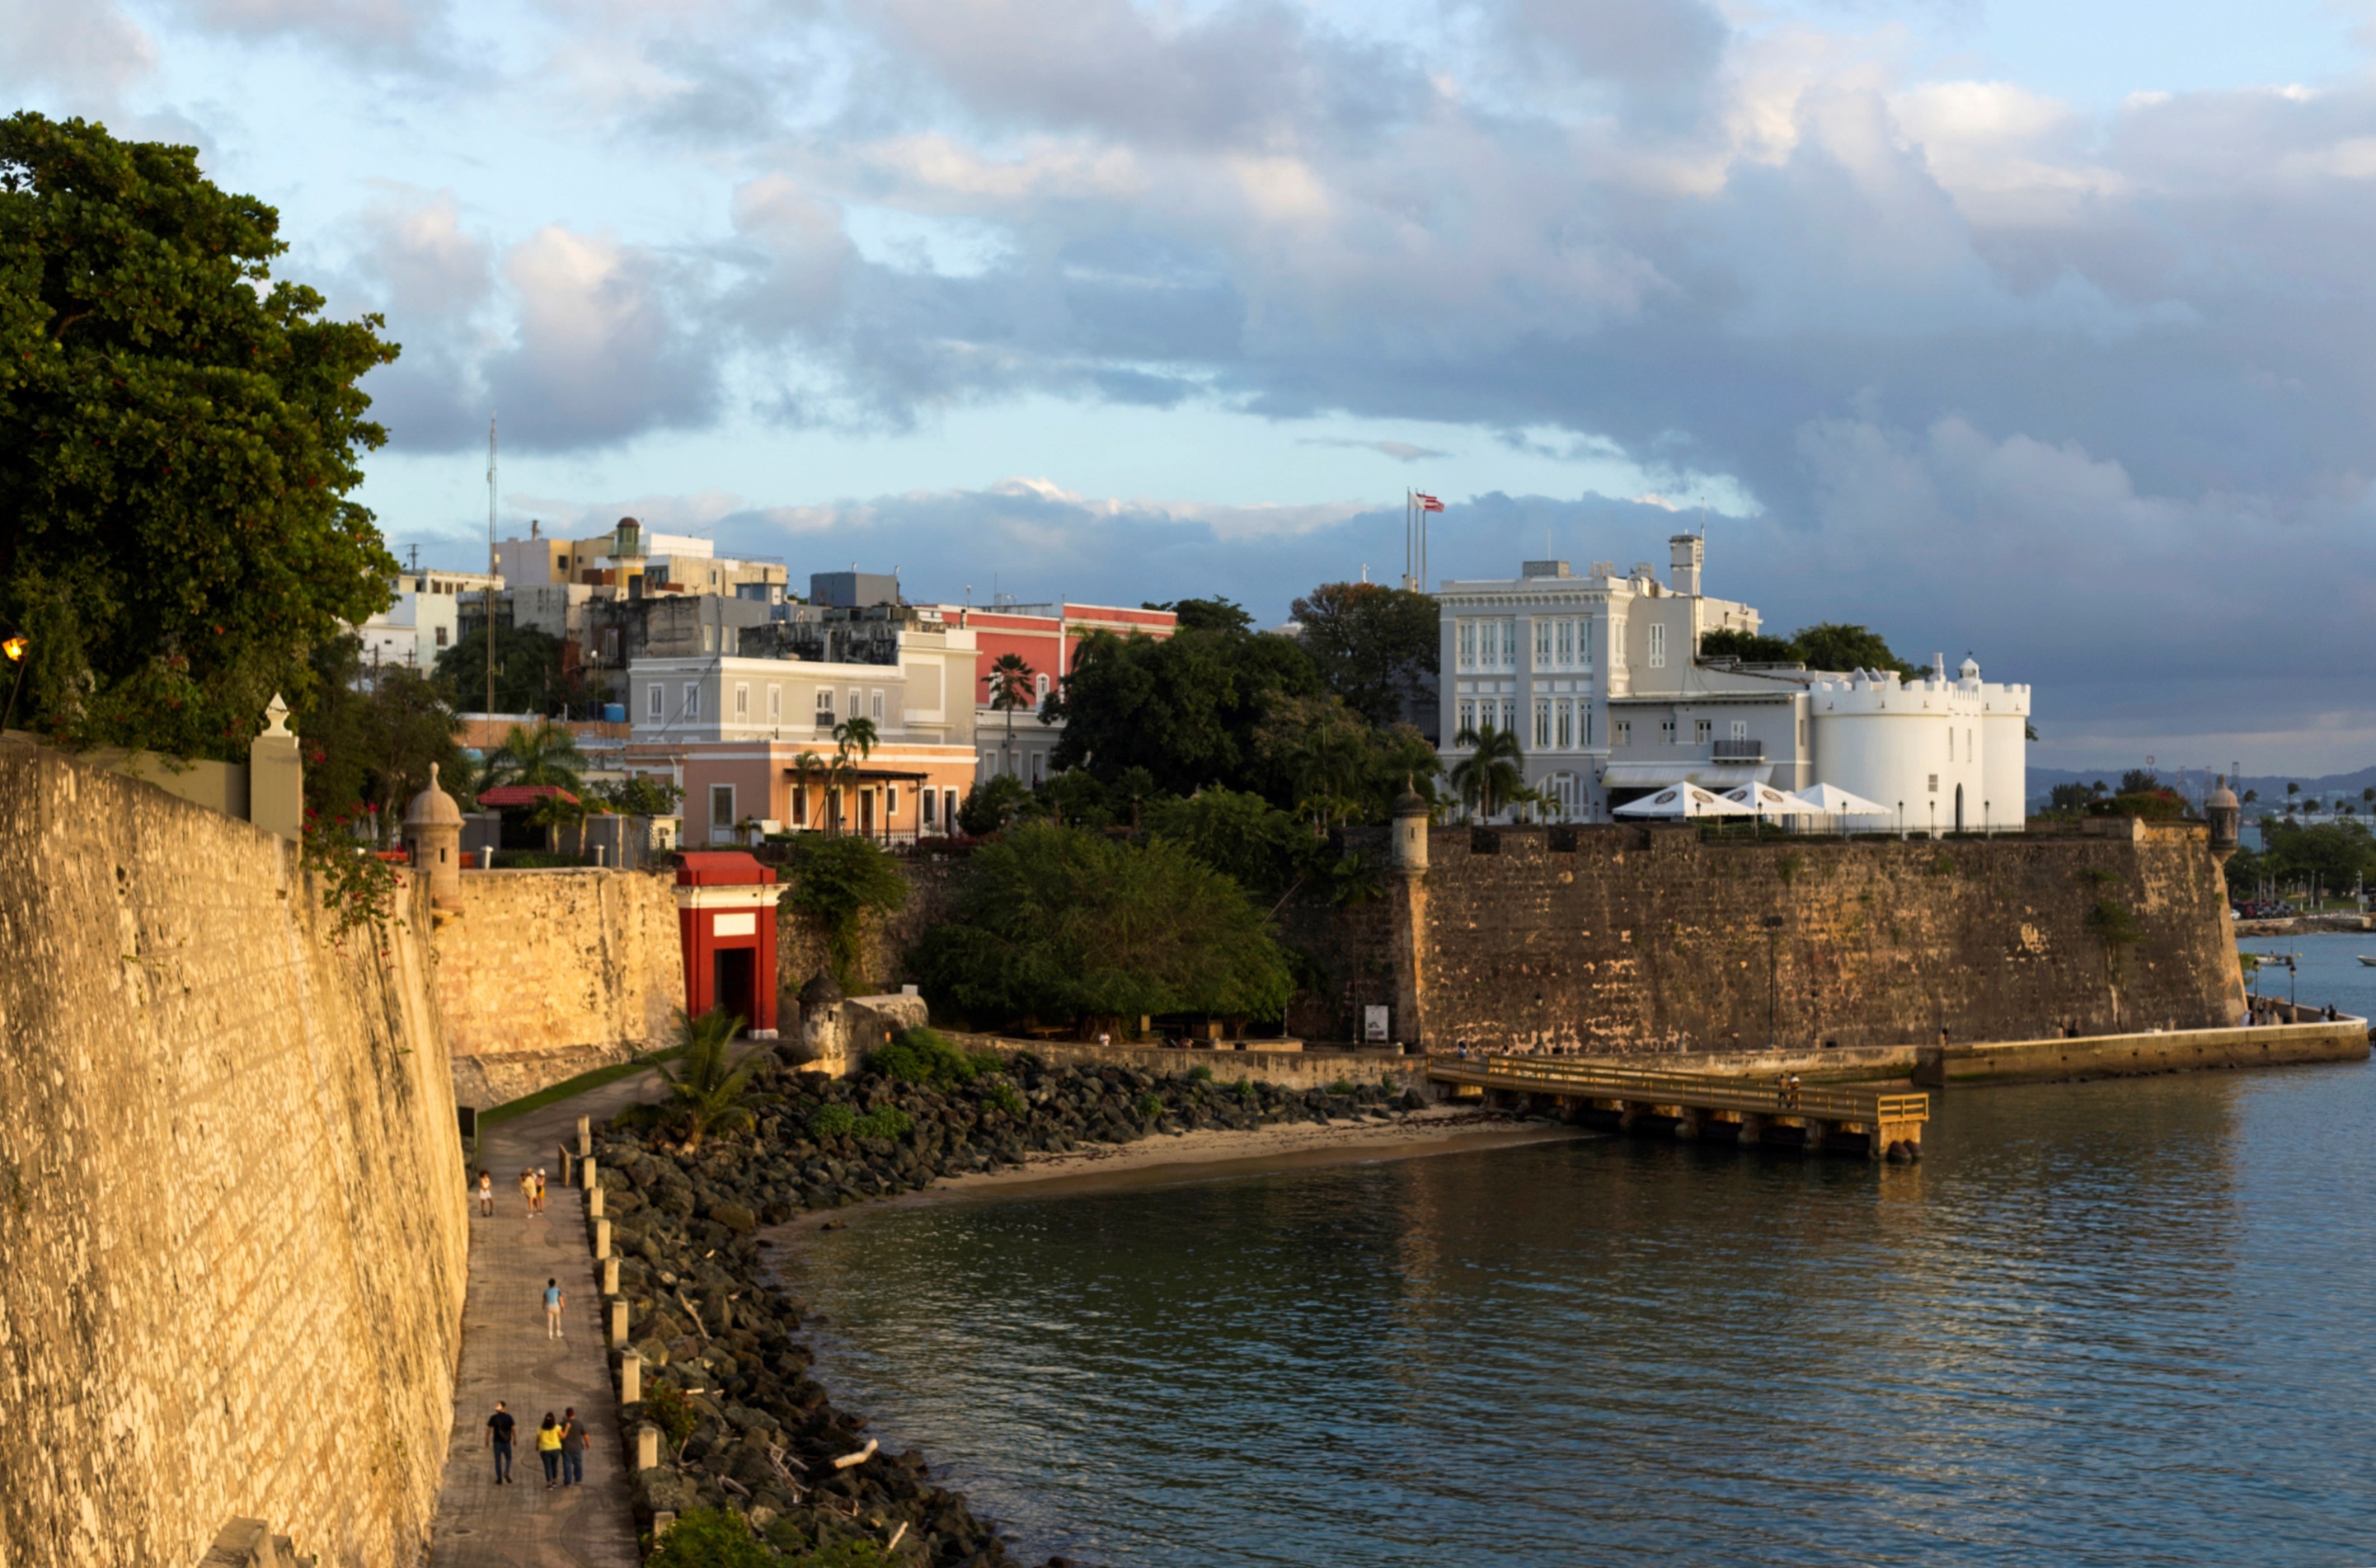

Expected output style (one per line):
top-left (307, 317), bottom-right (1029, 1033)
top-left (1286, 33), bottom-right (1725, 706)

top-left (9, 0), bottom-right (2376, 772)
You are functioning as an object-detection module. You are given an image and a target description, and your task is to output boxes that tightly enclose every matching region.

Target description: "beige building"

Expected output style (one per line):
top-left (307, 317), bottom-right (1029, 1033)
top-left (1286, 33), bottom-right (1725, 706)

top-left (495, 517), bottom-right (787, 602)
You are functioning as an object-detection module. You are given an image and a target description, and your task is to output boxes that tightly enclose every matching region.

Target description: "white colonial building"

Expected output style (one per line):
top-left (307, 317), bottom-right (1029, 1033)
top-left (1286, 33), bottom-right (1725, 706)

top-left (1436, 537), bottom-right (2030, 833)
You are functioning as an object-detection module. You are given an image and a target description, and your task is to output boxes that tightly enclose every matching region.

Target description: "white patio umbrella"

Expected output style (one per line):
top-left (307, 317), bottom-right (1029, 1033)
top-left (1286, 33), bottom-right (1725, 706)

top-left (1719, 782), bottom-right (1833, 826)
top-left (1613, 783), bottom-right (1758, 819)
top-left (1799, 782), bottom-right (1893, 830)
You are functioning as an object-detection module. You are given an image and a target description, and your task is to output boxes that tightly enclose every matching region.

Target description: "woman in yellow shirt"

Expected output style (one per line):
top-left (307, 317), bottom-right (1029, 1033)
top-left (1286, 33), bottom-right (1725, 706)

top-left (536, 1412), bottom-right (563, 1489)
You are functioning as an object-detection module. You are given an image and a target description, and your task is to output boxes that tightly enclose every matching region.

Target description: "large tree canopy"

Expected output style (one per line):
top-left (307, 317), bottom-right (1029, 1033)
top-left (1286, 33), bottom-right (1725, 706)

top-left (1045, 618), bottom-right (1320, 795)
top-left (1699, 621), bottom-right (1923, 677)
top-left (1289, 582), bottom-right (1438, 727)
top-left (913, 823), bottom-right (1294, 1035)
top-left (0, 114), bottom-right (399, 758)
top-left (298, 633), bottom-right (463, 843)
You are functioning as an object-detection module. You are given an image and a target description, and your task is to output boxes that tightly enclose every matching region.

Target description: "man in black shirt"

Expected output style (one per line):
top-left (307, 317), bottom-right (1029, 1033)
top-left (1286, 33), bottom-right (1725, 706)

top-left (486, 1401), bottom-right (516, 1485)
top-left (559, 1406), bottom-right (587, 1486)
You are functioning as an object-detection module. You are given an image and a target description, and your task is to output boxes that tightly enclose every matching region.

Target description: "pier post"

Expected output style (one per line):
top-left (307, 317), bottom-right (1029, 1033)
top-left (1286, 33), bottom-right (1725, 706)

top-left (621, 1348), bottom-right (641, 1403)
top-left (1674, 1107), bottom-right (1703, 1142)
top-left (601, 1256), bottom-right (619, 1295)
top-left (1736, 1113), bottom-right (1766, 1148)
top-left (594, 1218), bottom-right (611, 1260)
top-left (610, 1297), bottom-right (630, 1348)
top-left (577, 1115), bottom-right (592, 1157)
top-left (636, 1424), bottom-right (659, 1471)
top-left (588, 1185), bottom-right (604, 1219)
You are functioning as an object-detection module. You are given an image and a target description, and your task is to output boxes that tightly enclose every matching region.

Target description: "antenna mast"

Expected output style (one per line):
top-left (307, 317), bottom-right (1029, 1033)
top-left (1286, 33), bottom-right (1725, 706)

top-left (486, 415), bottom-right (497, 725)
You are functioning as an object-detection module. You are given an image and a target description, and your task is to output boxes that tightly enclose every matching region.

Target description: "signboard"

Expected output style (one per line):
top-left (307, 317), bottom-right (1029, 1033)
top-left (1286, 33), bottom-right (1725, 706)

top-left (1364, 1005), bottom-right (1391, 1043)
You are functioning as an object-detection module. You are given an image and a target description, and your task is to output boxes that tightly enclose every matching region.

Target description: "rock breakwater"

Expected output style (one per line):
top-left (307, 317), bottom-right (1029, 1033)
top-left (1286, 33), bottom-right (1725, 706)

top-left (595, 1048), bottom-right (1434, 1563)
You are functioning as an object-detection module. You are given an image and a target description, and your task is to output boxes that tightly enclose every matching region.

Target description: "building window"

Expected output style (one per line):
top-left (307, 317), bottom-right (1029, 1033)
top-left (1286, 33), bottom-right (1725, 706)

top-left (1730, 719), bottom-right (1748, 741)
top-left (1533, 699), bottom-right (1552, 749)
top-left (1031, 753), bottom-right (1044, 785)
top-left (1498, 697), bottom-right (1518, 734)
top-left (768, 685), bottom-right (782, 721)
top-left (1458, 620), bottom-right (1476, 669)
top-left (1928, 774), bottom-right (1940, 792)
top-left (1534, 619), bottom-right (1552, 667)
top-left (1648, 622), bottom-right (1667, 669)
top-left (434, 626), bottom-right (448, 647)
top-left (815, 688), bottom-right (833, 723)
top-left (711, 784), bottom-right (735, 827)
top-left (1555, 701), bottom-right (1574, 751)
top-left (923, 788), bottom-right (937, 826)
top-left (684, 683), bottom-right (701, 721)
top-left (649, 683), bottom-right (664, 720)
top-left (886, 783), bottom-right (899, 817)
top-left (871, 689), bottom-right (885, 722)
top-left (1458, 698), bottom-right (1477, 739)
top-left (1614, 719), bottom-right (1630, 746)
top-left (847, 688), bottom-right (861, 722)
top-left (735, 683), bottom-right (749, 718)
top-left (1967, 728), bottom-right (1974, 761)
top-left (945, 787), bottom-right (960, 828)
top-left (1947, 728), bottom-right (1955, 761)
top-left (1694, 719), bottom-right (1712, 744)
top-left (791, 785), bottom-right (805, 828)
top-left (1660, 718), bottom-right (1676, 744)
top-left (1035, 673), bottom-right (1050, 701)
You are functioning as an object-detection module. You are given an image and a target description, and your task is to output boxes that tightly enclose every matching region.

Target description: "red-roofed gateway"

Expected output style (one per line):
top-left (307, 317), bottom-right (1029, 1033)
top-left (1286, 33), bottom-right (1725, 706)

top-left (674, 852), bottom-right (778, 1036)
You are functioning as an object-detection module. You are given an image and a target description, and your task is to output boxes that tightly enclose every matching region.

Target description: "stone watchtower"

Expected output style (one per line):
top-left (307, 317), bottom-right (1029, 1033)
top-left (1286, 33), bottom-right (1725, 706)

top-left (1388, 782), bottom-right (1430, 1050)
top-left (403, 762), bottom-right (465, 904)
top-left (2205, 774), bottom-right (2242, 863)
top-left (1390, 780), bottom-right (1430, 874)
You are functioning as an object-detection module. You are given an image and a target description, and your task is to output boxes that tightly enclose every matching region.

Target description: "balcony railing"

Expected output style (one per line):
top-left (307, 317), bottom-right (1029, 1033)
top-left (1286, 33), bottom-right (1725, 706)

top-left (1712, 738), bottom-right (1765, 763)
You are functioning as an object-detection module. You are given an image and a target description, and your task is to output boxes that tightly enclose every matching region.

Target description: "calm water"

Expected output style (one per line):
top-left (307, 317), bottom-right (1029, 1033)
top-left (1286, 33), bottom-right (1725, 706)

top-left (791, 939), bottom-right (2376, 1566)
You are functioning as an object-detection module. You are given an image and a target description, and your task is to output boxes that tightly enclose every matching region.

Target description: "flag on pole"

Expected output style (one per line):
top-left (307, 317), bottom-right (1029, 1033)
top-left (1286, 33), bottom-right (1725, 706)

top-left (1416, 492), bottom-right (1444, 512)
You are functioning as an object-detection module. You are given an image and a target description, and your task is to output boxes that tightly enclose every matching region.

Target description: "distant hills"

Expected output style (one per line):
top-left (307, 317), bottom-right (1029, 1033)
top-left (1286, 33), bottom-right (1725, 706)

top-left (2027, 765), bottom-right (2376, 808)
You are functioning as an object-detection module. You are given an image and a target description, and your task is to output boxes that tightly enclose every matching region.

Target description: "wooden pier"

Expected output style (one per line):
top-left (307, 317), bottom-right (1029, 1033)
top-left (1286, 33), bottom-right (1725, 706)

top-left (1430, 1056), bottom-right (1929, 1161)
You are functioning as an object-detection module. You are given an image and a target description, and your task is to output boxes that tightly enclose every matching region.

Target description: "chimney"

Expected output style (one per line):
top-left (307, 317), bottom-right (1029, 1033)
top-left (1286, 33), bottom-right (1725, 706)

top-left (1669, 534), bottom-right (1703, 597)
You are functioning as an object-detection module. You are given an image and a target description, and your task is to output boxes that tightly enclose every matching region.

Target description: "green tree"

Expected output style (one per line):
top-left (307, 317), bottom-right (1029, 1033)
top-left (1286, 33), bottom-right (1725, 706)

top-left (1035, 768), bottom-right (1113, 828)
top-left (2120, 768), bottom-right (2159, 796)
top-left (781, 833), bottom-right (908, 993)
top-left (477, 720), bottom-right (585, 792)
top-left (982, 651), bottom-right (1035, 775)
top-left (432, 623), bottom-right (588, 717)
top-left (1449, 723), bottom-right (1525, 819)
top-left (0, 113), bottom-right (399, 758)
top-left (2261, 821), bottom-right (2376, 890)
top-left (958, 773), bottom-right (1031, 836)
top-left (1144, 786), bottom-right (1320, 902)
top-left (591, 774), bottom-right (683, 818)
top-left (1787, 623), bottom-right (1922, 676)
top-left (1145, 596), bottom-right (1256, 633)
top-left (644, 1505), bottom-right (772, 1567)
top-left (1697, 627), bottom-right (1797, 663)
top-left (1289, 582), bottom-right (1439, 726)
top-left (1048, 619), bottom-right (1320, 795)
top-left (649, 1007), bottom-right (769, 1153)
top-left (914, 823), bottom-right (1294, 1035)
top-left (1111, 764), bottom-right (1162, 832)
top-left (298, 633), bottom-right (464, 843)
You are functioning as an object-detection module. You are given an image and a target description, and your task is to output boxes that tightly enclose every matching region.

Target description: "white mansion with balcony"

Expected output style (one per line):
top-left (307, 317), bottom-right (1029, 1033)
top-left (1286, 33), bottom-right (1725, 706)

top-left (1436, 537), bottom-right (2031, 833)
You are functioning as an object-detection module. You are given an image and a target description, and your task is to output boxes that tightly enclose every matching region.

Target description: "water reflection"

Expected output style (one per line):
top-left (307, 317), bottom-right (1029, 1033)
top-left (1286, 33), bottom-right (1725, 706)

top-left (791, 1062), bottom-right (2376, 1566)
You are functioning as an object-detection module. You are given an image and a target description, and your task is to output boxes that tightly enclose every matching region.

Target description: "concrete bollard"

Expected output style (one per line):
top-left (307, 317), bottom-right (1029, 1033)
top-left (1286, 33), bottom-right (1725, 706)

top-left (588, 1185), bottom-right (604, 1220)
top-left (601, 1256), bottom-right (619, 1295)
top-left (594, 1218), bottom-right (611, 1260)
top-left (652, 1511), bottom-right (676, 1540)
top-left (577, 1115), bottom-right (591, 1157)
top-left (610, 1297), bottom-right (629, 1348)
top-left (621, 1347), bottom-right (642, 1403)
top-left (581, 1156), bottom-right (598, 1192)
top-left (636, 1424), bottom-right (660, 1472)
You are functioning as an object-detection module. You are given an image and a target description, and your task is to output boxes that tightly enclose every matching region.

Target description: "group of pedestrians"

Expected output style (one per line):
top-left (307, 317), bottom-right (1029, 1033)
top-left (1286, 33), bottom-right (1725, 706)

top-left (472, 1167), bottom-right (552, 1218)
top-left (484, 1401), bottom-right (592, 1489)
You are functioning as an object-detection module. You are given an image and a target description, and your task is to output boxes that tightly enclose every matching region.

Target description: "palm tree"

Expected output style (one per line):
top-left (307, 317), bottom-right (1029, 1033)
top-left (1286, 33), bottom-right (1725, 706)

top-left (983, 654), bottom-right (1035, 778)
top-left (479, 720), bottom-right (585, 791)
top-left (650, 1007), bottom-right (766, 1153)
top-left (790, 750), bottom-right (827, 831)
top-left (830, 718), bottom-right (878, 835)
top-left (1449, 724), bottom-right (1525, 823)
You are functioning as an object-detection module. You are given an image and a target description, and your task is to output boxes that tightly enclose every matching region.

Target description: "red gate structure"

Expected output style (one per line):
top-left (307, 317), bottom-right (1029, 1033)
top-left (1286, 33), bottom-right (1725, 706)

top-left (675, 851), bottom-right (780, 1037)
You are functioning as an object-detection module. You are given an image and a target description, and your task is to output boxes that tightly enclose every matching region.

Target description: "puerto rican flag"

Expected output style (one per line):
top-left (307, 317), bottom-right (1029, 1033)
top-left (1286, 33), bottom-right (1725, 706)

top-left (1416, 492), bottom-right (1444, 512)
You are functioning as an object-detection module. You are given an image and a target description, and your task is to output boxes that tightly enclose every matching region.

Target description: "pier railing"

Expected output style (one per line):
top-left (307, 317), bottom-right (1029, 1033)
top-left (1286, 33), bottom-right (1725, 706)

top-left (1433, 1055), bottom-right (1928, 1124)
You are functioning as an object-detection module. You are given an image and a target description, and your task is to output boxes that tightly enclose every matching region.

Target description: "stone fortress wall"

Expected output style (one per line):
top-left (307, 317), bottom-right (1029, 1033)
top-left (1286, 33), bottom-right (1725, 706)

top-left (1359, 819), bottom-right (2245, 1054)
top-left (0, 742), bottom-right (470, 1568)
top-left (431, 866), bottom-right (686, 1107)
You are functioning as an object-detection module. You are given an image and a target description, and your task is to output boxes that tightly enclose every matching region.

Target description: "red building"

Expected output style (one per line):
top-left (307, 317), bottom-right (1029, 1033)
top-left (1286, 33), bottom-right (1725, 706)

top-left (675, 852), bottom-right (779, 1036)
top-left (955, 602), bottom-right (1177, 707)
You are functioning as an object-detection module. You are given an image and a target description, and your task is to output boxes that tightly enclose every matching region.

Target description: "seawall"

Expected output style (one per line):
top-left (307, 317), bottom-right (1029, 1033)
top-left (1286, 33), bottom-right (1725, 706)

top-left (0, 741), bottom-right (469, 1567)
top-left (431, 867), bottom-right (685, 1107)
top-left (1303, 820), bottom-right (2247, 1054)
top-left (1915, 1016), bottom-right (2369, 1087)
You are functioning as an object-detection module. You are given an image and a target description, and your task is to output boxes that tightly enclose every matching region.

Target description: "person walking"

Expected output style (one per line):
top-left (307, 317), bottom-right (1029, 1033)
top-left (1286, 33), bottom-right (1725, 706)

top-left (536, 1413), bottom-right (563, 1489)
top-left (543, 1277), bottom-right (566, 1340)
top-left (533, 1167), bottom-right (548, 1217)
top-left (518, 1169), bottom-right (534, 1212)
top-left (486, 1401), bottom-right (515, 1486)
top-left (477, 1171), bottom-right (495, 1217)
top-left (559, 1406), bottom-right (587, 1487)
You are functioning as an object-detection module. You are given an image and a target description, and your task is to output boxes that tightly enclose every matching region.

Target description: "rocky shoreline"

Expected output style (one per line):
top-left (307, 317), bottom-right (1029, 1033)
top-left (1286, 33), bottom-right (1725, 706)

top-left (594, 1045), bottom-right (1444, 1564)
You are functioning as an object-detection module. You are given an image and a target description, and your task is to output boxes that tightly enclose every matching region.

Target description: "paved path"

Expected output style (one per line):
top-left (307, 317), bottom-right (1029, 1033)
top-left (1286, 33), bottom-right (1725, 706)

top-left (426, 1076), bottom-right (664, 1568)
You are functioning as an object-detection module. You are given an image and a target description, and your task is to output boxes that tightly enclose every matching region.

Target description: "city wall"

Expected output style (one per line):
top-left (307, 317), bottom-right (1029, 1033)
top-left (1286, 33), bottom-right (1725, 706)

top-left (430, 867), bottom-right (685, 1107)
top-left (1297, 820), bottom-right (2247, 1054)
top-left (0, 742), bottom-right (469, 1568)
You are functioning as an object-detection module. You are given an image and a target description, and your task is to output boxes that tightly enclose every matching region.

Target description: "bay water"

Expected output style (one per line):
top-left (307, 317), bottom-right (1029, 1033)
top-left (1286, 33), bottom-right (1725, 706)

top-left (791, 935), bottom-right (2376, 1566)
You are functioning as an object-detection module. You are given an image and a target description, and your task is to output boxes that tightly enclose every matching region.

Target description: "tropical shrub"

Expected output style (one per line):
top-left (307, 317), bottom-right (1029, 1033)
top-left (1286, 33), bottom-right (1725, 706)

top-left (864, 1028), bottom-right (999, 1088)
top-left (806, 1104), bottom-right (857, 1139)
top-left (851, 1106), bottom-right (913, 1140)
top-left (646, 1506), bottom-right (770, 1568)
top-left (781, 834), bottom-right (908, 993)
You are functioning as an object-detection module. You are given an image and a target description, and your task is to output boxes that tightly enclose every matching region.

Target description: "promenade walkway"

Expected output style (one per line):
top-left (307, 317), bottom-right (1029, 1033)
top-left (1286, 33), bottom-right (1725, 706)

top-left (426, 1076), bottom-right (660, 1568)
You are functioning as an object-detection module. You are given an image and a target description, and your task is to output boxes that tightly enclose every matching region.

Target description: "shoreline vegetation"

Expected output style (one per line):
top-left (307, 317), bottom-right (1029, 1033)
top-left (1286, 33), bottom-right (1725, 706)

top-left (597, 1034), bottom-right (1531, 1565)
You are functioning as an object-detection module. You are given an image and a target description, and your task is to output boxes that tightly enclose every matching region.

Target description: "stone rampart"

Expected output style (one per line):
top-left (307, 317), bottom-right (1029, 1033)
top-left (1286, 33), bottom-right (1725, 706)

top-left (0, 741), bottom-right (468, 1568)
top-left (1320, 821), bottom-right (2245, 1054)
top-left (430, 867), bottom-right (685, 1106)
top-left (1915, 1016), bottom-right (2367, 1087)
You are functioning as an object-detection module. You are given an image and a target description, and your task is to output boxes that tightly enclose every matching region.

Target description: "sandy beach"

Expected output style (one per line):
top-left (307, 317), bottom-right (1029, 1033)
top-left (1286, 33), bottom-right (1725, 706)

top-left (811, 1107), bottom-right (1590, 1213)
